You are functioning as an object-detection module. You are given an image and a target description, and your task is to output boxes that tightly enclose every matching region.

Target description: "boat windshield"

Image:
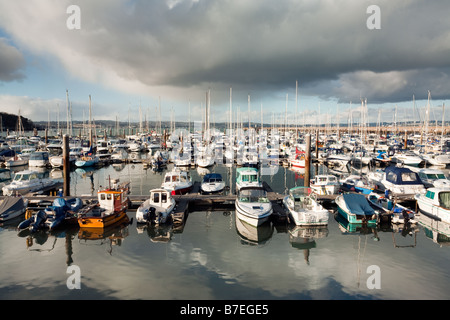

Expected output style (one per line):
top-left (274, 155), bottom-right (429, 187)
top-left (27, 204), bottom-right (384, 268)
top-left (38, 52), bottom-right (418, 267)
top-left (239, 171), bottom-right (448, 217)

top-left (242, 174), bottom-right (258, 182)
top-left (439, 192), bottom-right (450, 209)
top-left (13, 173), bottom-right (35, 181)
top-left (238, 189), bottom-right (269, 203)
top-left (401, 172), bottom-right (419, 182)
top-left (426, 173), bottom-right (446, 180)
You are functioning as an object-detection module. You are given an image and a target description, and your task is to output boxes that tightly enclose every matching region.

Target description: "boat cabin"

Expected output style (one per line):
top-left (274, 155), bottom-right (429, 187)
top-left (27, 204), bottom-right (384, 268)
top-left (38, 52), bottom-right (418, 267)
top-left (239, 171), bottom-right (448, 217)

top-left (236, 167), bottom-right (260, 188)
top-left (423, 188), bottom-right (450, 209)
top-left (97, 180), bottom-right (129, 213)
top-left (237, 187), bottom-right (269, 204)
top-left (149, 189), bottom-right (173, 209)
top-left (384, 166), bottom-right (423, 186)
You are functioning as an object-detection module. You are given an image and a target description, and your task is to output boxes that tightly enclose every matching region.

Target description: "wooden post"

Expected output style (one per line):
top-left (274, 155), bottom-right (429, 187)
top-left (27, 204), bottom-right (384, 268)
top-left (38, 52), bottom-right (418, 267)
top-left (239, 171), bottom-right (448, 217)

top-left (305, 134), bottom-right (311, 187)
top-left (63, 134), bottom-right (70, 196)
top-left (404, 130), bottom-right (407, 149)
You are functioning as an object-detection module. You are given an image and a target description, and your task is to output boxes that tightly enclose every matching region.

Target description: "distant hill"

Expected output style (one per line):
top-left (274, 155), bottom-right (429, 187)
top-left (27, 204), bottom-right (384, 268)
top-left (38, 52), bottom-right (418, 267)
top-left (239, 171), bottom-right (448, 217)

top-left (0, 112), bottom-right (39, 132)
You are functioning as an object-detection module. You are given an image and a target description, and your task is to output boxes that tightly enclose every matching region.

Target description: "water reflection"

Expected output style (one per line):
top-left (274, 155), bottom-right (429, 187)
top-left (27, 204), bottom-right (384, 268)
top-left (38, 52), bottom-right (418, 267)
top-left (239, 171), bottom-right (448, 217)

top-left (235, 214), bottom-right (273, 245)
top-left (78, 216), bottom-right (131, 254)
top-left (137, 223), bottom-right (173, 243)
top-left (418, 213), bottom-right (450, 247)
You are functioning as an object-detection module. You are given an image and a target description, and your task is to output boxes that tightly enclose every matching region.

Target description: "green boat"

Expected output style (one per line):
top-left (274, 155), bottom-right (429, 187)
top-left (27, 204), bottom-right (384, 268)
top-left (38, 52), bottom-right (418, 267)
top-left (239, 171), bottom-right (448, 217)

top-left (335, 193), bottom-right (379, 226)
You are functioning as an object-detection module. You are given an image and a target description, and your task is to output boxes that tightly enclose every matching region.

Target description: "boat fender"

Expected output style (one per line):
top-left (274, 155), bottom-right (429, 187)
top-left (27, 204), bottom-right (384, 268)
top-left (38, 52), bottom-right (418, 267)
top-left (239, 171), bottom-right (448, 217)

top-left (25, 209), bottom-right (33, 220)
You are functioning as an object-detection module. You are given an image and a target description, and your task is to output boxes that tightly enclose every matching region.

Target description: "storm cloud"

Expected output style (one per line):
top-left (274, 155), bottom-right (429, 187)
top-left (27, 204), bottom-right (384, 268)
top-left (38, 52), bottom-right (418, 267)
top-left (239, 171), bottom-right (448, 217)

top-left (0, 0), bottom-right (449, 114)
top-left (0, 38), bottom-right (25, 82)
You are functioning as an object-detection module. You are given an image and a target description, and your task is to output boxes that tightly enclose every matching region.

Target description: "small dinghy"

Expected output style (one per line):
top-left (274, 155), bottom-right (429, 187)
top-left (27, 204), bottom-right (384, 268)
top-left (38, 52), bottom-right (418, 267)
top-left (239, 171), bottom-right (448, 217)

top-left (18, 197), bottom-right (83, 232)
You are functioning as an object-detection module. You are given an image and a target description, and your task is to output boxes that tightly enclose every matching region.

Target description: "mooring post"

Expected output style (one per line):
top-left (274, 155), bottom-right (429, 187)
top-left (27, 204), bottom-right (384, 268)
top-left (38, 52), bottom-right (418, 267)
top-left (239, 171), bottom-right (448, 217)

top-left (63, 134), bottom-right (70, 196)
top-left (305, 134), bottom-right (311, 187)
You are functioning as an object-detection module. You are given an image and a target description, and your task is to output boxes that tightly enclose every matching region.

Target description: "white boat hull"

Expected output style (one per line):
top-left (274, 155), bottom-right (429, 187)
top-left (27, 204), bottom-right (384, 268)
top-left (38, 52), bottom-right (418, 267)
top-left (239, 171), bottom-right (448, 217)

top-left (235, 200), bottom-right (272, 227)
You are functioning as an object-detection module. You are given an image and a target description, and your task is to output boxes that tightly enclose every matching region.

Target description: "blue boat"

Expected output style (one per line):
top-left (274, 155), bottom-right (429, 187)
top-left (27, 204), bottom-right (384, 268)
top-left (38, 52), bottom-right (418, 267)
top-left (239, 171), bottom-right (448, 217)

top-left (75, 154), bottom-right (99, 167)
top-left (340, 175), bottom-right (373, 194)
top-left (18, 197), bottom-right (83, 232)
top-left (335, 193), bottom-right (379, 226)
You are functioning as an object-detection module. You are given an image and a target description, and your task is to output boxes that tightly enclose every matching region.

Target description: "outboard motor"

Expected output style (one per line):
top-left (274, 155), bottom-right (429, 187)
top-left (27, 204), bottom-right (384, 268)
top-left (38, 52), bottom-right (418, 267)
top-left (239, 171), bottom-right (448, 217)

top-left (402, 209), bottom-right (410, 223)
top-left (30, 210), bottom-right (48, 233)
top-left (145, 207), bottom-right (156, 224)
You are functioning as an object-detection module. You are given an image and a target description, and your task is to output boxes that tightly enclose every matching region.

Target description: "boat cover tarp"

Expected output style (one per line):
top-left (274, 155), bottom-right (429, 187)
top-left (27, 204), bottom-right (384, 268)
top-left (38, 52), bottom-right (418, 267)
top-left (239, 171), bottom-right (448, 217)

top-left (342, 193), bottom-right (375, 216)
top-left (384, 166), bottom-right (423, 185)
top-left (203, 173), bottom-right (222, 182)
top-left (0, 197), bottom-right (24, 214)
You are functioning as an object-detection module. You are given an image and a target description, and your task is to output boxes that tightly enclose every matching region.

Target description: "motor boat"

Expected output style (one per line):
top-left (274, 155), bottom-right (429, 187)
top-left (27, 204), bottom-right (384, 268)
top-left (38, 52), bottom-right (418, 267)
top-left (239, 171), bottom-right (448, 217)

top-left (310, 175), bottom-right (340, 195)
top-left (283, 186), bottom-right (329, 226)
top-left (235, 186), bottom-right (272, 227)
top-left (75, 154), bottom-right (99, 167)
top-left (367, 192), bottom-right (417, 224)
top-left (415, 188), bottom-right (450, 224)
top-left (235, 167), bottom-right (262, 191)
top-left (161, 168), bottom-right (193, 195)
top-left (28, 151), bottom-right (50, 167)
top-left (414, 168), bottom-right (450, 189)
top-left (77, 179), bottom-right (130, 228)
top-left (200, 173), bottom-right (226, 194)
top-left (335, 193), bottom-right (379, 226)
top-left (390, 151), bottom-right (424, 167)
top-left (136, 188), bottom-right (176, 225)
top-left (2, 170), bottom-right (59, 196)
top-left (340, 175), bottom-right (374, 195)
top-left (368, 166), bottom-right (426, 199)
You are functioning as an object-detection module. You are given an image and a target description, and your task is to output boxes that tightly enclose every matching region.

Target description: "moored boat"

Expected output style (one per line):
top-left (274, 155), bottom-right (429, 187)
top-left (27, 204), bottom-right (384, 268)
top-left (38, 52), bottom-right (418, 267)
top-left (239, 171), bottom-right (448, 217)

top-left (0, 196), bottom-right (28, 222)
top-left (415, 188), bottom-right (450, 224)
top-left (161, 168), bottom-right (193, 195)
top-left (335, 193), bottom-right (379, 225)
top-left (235, 186), bottom-right (272, 227)
top-left (340, 175), bottom-right (374, 195)
top-left (77, 179), bottom-right (130, 228)
top-left (283, 186), bottom-right (329, 226)
top-left (2, 170), bottom-right (59, 196)
top-left (200, 173), bottom-right (226, 194)
top-left (136, 189), bottom-right (176, 225)
top-left (235, 167), bottom-right (262, 191)
top-left (310, 175), bottom-right (340, 195)
top-left (75, 154), bottom-right (99, 167)
top-left (367, 192), bottom-right (417, 224)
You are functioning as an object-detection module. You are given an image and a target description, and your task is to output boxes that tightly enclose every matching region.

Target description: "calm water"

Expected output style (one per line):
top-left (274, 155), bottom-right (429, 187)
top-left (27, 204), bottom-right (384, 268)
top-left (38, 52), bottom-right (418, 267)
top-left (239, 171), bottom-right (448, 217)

top-left (1, 161), bottom-right (450, 300)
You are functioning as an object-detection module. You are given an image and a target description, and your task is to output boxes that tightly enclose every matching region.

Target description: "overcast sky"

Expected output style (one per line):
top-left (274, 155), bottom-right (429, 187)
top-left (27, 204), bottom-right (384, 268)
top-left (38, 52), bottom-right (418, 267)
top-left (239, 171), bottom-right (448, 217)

top-left (0, 0), bottom-right (449, 125)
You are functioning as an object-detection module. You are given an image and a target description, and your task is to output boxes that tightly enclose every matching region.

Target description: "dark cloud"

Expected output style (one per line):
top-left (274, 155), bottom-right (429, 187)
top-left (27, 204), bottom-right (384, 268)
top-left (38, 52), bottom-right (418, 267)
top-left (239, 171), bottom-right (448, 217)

top-left (0, 38), bottom-right (25, 82)
top-left (0, 0), bottom-right (449, 106)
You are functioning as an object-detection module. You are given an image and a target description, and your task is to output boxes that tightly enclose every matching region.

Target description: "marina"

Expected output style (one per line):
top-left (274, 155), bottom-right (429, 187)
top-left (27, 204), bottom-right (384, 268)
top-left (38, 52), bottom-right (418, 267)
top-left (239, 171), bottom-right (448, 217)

top-left (1, 126), bottom-right (450, 301)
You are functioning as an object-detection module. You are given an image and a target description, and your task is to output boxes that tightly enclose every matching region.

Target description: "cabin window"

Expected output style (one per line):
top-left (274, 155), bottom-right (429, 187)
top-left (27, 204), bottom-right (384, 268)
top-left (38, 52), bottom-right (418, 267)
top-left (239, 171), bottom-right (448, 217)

top-left (426, 191), bottom-right (435, 199)
top-left (161, 193), bottom-right (167, 203)
top-left (107, 194), bottom-right (112, 200)
top-left (439, 192), bottom-right (450, 209)
top-left (101, 194), bottom-right (106, 200)
top-left (165, 176), bottom-right (171, 182)
top-left (386, 172), bottom-right (397, 182)
top-left (153, 192), bottom-right (160, 203)
top-left (402, 173), bottom-right (417, 182)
